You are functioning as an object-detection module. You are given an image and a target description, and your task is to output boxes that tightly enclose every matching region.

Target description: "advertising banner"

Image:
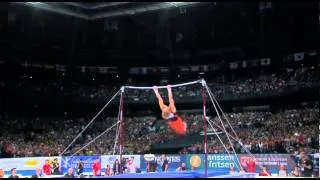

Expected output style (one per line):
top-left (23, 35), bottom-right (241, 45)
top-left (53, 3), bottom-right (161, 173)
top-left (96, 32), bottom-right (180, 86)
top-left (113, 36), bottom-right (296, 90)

top-left (1, 153), bottom-right (317, 176)
top-left (61, 156), bottom-right (100, 173)
top-left (0, 156), bottom-right (60, 171)
top-left (238, 154), bottom-right (296, 173)
top-left (101, 155), bottom-right (141, 169)
top-left (186, 154), bottom-right (238, 171)
top-left (140, 154), bottom-right (185, 171)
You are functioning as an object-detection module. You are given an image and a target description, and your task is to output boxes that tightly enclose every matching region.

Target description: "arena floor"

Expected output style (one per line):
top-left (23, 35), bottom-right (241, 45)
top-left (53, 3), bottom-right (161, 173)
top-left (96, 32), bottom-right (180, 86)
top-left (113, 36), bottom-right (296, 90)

top-left (37, 170), bottom-right (256, 178)
top-left (99, 170), bottom-right (256, 178)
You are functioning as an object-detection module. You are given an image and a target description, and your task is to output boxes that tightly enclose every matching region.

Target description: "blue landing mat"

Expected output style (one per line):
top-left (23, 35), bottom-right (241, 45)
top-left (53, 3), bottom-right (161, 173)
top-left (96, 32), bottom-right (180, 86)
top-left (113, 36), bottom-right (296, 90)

top-left (93, 170), bottom-right (229, 178)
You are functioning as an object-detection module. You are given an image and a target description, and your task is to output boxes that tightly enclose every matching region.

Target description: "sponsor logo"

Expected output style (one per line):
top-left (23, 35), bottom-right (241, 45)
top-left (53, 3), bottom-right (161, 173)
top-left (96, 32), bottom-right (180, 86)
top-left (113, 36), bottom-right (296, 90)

top-left (190, 155), bottom-right (201, 168)
top-left (24, 159), bottom-right (39, 167)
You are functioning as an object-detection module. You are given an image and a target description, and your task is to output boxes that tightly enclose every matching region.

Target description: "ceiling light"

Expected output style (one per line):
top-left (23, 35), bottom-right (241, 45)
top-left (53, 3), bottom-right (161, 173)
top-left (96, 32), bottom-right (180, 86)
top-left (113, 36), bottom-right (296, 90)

top-left (26, 2), bottom-right (42, 5)
top-left (169, 2), bottom-right (185, 7)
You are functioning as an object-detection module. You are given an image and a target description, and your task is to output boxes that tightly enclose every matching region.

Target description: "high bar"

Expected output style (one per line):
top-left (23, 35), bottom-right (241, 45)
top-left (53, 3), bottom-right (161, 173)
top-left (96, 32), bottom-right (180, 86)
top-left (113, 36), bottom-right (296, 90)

top-left (124, 79), bottom-right (203, 90)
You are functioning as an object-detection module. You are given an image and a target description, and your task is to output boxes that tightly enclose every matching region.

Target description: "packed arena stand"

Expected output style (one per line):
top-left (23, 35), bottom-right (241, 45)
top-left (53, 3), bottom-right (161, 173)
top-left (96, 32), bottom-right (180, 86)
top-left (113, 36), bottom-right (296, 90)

top-left (7, 65), bottom-right (320, 103)
top-left (1, 104), bottom-right (318, 158)
top-left (1, 63), bottom-right (319, 158)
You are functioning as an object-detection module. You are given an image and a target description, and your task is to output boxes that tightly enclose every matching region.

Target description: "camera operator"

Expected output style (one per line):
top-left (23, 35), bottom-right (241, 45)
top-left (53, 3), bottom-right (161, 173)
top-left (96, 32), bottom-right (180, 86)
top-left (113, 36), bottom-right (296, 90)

top-left (298, 151), bottom-right (313, 177)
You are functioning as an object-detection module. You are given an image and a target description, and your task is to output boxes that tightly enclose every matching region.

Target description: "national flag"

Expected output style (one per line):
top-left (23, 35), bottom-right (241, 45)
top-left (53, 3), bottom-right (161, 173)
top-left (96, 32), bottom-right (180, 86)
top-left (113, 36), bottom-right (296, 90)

top-left (293, 52), bottom-right (304, 61)
top-left (261, 58), bottom-right (271, 66)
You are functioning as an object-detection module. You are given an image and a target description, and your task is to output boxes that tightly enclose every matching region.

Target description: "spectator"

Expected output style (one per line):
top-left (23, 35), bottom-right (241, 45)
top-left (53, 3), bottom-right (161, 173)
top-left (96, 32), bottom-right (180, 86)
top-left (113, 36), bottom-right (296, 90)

top-left (229, 166), bottom-right (237, 175)
top-left (8, 168), bottom-right (19, 178)
top-left (31, 167), bottom-right (42, 178)
top-left (290, 166), bottom-right (301, 177)
top-left (126, 157), bottom-right (136, 173)
top-left (246, 158), bottom-right (256, 173)
top-left (92, 159), bottom-right (101, 176)
top-left (64, 168), bottom-right (75, 178)
top-left (239, 168), bottom-right (246, 173)
top-left (258, 166), bottom-right (271, 176)
top-left (0, 168), bottom-right (4, 178)
top-left (105, 165), bottom-right (112, 176)
top-left (42, 160), bottom-right (51, 176)
top-left (176, 163), bottom-right (187, 172)
top-left (277, 165), bottom-right (288, 177)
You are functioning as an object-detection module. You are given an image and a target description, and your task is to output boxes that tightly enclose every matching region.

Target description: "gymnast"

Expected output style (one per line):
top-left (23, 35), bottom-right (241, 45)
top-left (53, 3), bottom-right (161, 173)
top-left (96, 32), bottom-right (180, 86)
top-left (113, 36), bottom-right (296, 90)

top-left (153, 85), bottom-right (187, 135)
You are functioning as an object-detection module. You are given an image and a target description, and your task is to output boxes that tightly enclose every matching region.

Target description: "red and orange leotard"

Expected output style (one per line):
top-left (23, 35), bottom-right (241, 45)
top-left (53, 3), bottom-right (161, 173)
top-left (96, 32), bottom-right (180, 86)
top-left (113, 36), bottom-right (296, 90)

top-left (166, 112), bottom-right (187, 135)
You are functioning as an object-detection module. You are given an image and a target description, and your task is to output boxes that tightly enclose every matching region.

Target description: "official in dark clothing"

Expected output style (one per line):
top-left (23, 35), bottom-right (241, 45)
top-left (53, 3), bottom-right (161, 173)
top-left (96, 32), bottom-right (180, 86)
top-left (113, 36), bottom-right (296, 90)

top-left (77, 159), bottom-right (84, 175)
top-left (52, 158), bottom-right (60, 175)
top-left (64, 168), bottom-right (75, 178)
top-left (161, 154), bottom-right (169, 172)
top-left (8, 168), bottom-right (19, 178)
top-left (299, 151), bottom-right (313, 177)
top-left (147, 159), bottom-right (158, 173)
top-left (113, 159), bottom-right (121, 175)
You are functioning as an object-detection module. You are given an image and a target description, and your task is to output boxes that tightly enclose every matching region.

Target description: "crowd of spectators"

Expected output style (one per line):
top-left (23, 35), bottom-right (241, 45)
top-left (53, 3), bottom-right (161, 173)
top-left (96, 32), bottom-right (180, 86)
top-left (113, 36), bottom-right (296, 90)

top-left (0, 102), bottom-right (318, 158)
top-left (179, 106), bottom-right (319, 155)
top-left (7, 65), bottom-right (320, 103)
top-left (69, 66), bottom-right (318, 101)
top-left (0, 65), bottom-right (319, 180)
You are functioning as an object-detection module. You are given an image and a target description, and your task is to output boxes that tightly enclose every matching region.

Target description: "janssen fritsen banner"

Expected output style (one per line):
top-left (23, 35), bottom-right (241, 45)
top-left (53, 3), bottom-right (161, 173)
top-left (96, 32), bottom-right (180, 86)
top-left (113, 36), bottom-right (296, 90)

top-left (185, 154), bottom-right (301, 173)
top-left (186, 154), bottom-right (239, 171)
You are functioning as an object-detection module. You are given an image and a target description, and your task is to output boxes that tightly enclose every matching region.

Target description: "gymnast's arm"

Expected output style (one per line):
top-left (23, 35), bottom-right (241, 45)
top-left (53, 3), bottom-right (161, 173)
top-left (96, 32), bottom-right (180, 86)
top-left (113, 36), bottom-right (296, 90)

top-left (167, 85), bottom-right (176, 113)
top-left (153, 86), bottom-right (167, 111)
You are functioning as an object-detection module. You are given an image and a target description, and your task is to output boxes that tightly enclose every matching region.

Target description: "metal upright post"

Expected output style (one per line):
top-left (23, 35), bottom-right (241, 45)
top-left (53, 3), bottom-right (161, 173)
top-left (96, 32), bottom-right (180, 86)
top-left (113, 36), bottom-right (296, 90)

top-left (119, 86), bottom-right (125, 174)
top-left (201, 79), bottom-right (208, 178)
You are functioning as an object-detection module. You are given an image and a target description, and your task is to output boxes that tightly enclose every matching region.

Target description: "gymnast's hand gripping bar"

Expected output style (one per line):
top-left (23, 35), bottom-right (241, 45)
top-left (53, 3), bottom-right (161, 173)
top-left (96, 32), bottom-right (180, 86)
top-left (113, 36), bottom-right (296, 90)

top-left (123, 79), bottom-right (203, 90)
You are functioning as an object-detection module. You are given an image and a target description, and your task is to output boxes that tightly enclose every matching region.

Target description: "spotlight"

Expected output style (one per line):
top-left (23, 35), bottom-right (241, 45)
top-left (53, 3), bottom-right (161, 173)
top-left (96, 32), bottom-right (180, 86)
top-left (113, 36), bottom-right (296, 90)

top-left (170, 2), bottom-right (185, 7)
top-left (26, 2), bottom-right (42, 5)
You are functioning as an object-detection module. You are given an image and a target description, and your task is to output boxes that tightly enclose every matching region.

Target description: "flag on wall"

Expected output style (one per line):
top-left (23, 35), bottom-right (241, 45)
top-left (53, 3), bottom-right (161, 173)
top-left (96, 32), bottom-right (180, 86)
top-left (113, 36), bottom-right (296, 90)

top-left (293, 52), bottom-right (305, 61)
top-left (260, 58), bottom-right (271, 66)
top-left (229, 62), bottom-right (238, 69)
top-left (242, 61), bottom-right (247, 68)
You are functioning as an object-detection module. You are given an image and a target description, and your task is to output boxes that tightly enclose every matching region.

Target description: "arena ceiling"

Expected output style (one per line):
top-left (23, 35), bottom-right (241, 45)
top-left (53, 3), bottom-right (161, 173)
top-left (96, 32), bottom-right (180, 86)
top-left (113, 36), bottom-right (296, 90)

top-left (12, 2), bottom-right (203, 20)
top-left (8, 2), bottom-right (320, 66)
